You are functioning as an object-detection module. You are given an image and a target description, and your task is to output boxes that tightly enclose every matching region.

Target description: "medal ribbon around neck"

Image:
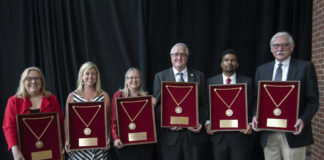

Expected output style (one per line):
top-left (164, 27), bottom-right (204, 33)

top-left (263, 84), bottom-right (295, 116)
top-left (22, 116), bottom-right (54, 148)
top-left (72, 105), bottom-right (101, 135)
top-left (120, 99), bottom-right (148, 130)
top-left (214, 87), bottom-right (242, 116)
top-left (165, 85), bottom-right (193, 114)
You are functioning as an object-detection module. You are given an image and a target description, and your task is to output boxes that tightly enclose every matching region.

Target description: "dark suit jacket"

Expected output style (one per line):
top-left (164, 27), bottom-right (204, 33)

top-left (207, 73), bottom-right (253, 144)
top-left (254, 58), bottom-right (319, 148)
top-left (153, 67), bottom-right (208, 145)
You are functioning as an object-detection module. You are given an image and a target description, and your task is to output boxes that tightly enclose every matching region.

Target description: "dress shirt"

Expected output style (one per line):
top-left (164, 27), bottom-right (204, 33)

top-left (173, 67), bottom-right (188, 82)
top-left (272, 56), bottom-right (290, 81)
top-left (222, 73), bottom-right (237, 84)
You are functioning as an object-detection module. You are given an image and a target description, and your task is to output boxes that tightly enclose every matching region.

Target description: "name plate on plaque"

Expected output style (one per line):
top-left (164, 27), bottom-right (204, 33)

top-left (170, 116), bottom-right (189, 125)
top-left (266, 118), bottom-right (287, 128)
top-left (219, 119), bottom-right (238, 128)
top-left (31, 150), bottom-right (52, 160)
top-left (128, 132), bottom-right (147, 141)
top-left (78, 137), bottom-right (98, 147)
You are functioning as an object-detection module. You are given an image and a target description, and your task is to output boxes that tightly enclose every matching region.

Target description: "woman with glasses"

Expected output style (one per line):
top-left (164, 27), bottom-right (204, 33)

top-left (110, 67), bottom-right (156, 160)
top-left (2, 67), bottom-right (64, 160)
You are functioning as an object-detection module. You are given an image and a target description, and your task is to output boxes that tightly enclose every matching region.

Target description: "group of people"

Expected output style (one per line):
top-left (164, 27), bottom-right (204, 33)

top-left (2, 31), bottom-right (319, 160)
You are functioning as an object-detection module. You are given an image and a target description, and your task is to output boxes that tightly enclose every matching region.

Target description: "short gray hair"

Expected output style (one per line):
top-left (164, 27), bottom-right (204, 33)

top-left (270, 32), bottom-right (294, 46)
top-left (170, 43), bottom-right (190, 55)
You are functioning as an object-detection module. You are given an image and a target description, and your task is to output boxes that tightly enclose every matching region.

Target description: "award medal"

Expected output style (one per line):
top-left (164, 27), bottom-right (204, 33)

top-left (166, 85), bottom-right (193, 114)
top-left (73, 105), bottom-right (102, 135)
top-left (22, 116), bottom-right (54, 149)
top-left (263, 84), bottom-right (294, 116)
top-left (121, 99), bottom-right (149, 130)
top-left (214, 87), bottom-right (242, 117)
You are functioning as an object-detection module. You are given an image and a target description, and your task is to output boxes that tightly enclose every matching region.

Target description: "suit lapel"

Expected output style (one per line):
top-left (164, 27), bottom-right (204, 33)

top-left (215, 74), bottom-right (223, 84)
top-left (287, 59), bottom-right (297, 80)
top-left (188, 69), bottom-right (195, 82)
top-left (168, 68), bottom-right (176, 81)
top-left (236, 74), bottom-right (242, 83)
top-left (264, 61), bottom-right (275, 80)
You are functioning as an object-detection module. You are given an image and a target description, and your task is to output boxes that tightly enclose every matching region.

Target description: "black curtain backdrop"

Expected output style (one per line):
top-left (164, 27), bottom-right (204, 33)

top-left (0, 0), bottom-right (312, 159)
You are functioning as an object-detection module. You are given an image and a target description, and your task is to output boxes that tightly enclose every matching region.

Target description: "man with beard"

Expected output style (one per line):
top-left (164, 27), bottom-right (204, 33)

top-left (252, 32), bottom-right (319, 160)
top-left (206, 49), bottom-right (254, 160)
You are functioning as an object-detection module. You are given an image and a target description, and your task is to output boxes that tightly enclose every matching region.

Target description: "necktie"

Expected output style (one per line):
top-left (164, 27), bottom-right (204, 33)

top-left (274, 63), bottom-right (282, 81)
top-left (177, 73), bottom-right (184, 82)
top-left (226, 77), bottom-right (231, 84)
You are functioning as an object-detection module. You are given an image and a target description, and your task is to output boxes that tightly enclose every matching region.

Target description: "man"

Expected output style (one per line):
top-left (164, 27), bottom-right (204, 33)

top-left (252, 32), bottom-right (319, 160)
top-left (205, 49), bottom-right (254, 160)
top-left (153, 43), bottom-right (208, 160)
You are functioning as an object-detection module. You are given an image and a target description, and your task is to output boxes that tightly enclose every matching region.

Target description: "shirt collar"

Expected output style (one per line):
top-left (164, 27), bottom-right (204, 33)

top-left (173, 67), bottom-right (187, 76)
top-left (275, 56), bottom-right (291, 67)
top-left (222, 72), bottom-right (236, 83)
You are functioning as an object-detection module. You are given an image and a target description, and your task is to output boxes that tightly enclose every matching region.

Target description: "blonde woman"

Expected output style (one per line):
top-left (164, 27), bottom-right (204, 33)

top-left (3, 67), bottom-right (64, 160)
top-left (64, 62), bottom-right (111, 159)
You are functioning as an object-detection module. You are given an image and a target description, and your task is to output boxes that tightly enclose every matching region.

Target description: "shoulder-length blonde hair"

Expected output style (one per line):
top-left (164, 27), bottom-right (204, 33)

top-left (16, 67), bottom-right (50, 98)
top-left (75, 62), bottom-right (102, 96)
top-left (121, 68), bottom-right (147, 97)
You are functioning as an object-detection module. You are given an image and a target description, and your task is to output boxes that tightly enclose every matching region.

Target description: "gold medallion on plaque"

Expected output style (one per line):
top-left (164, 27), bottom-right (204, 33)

top-left (83, 127), bottom-right (92, 135)
top-left (225, 109), bottom-right (233, 116)
top-left (128, 122), bottom-right (136, 130)
top-left (166, 85), bottom-right (193, 114)
top-left (22, 116), bottom-right (54, 149)
top-left (73, 105), bottom-right (102, 136)
top-left (214, 87), bottom-right (242, 117)
top-left (121, 99), bottom-right (149, 131)
top-left (264, 84), bottom-right (294, 116)
top-left (35, 140), bottom-right (44, 149)
top-left (175, 106), bottom-right (183, 114)
top-left (273, 108), bottom-right (282, 116)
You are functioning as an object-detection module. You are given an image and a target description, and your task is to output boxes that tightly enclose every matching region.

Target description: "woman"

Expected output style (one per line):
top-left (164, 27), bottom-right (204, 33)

top-left (110, 67), bottom-right (156, 160)
top-left (65, 62), bottom-right (111, 159)
top-left (2, 67), bottom-right (64, 160)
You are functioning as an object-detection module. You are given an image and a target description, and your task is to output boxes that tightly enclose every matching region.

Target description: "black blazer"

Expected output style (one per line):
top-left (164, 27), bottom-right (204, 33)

top-left (207, 73), bottom-right (253, 143)
top-left (254, 58), bottom-right (319, 148)
top-left (153, 67), bottom-right (208, 145)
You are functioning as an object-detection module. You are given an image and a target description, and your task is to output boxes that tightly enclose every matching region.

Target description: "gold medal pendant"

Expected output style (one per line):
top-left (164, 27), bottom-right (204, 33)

top-left (35, 140), bottom-right (44, 149)
top-left (273, 108), bottom-right (281, 116)
top-left (129, 122), bottom-right (136, 130)
top-left (175, 106), bottom-right (183, 114)
top-left (84, 127), bottom-right (92, 135)
top-left (225, 109), bottom-right (233, 116)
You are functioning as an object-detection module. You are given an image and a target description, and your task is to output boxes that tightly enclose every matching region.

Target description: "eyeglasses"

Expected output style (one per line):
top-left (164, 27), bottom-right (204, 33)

top-left (126, 77), bottom-right (141, 80)
top-left (271, 43), bottom-right (290, 49)
top-left (25, 77), bottom-right (41, 82)
top-left (171, 53), bottom-right (187, 57)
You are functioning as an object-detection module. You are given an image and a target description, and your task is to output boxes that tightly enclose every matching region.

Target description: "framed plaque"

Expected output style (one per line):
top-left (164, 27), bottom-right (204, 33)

top-left (256, 81), bottom-right (300, 132)
top-left (67, 101), bottom-right (108, 151)
top-left (17, 112), bottom-right (63, 160)
top-left (209, 84), bottom-right (248, 131)
top-left (116, 96), bottom-right (157, 146)
top-left (161, 81), bottom-right (198, 127)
